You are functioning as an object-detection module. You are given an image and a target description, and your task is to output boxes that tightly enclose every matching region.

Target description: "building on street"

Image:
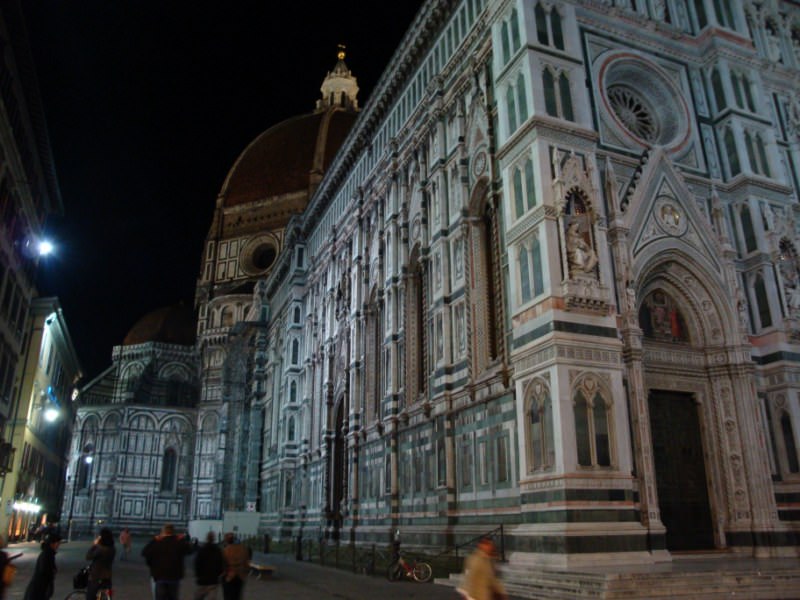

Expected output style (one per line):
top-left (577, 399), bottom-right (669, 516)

top-left (65, 0), bottom-right (800, 572)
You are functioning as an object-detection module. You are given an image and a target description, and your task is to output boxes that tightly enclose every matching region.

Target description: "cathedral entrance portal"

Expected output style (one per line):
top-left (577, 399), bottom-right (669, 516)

top-left (648, 390), bottom-right (714, 551)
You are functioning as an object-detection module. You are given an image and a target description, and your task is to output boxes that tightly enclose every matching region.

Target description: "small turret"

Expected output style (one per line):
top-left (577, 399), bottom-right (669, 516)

top-left (316, 45), bottom-right (359, 112)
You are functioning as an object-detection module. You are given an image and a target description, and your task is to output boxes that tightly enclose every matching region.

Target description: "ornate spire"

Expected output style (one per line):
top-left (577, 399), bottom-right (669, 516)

top-left (316, 45), bottom-right (359, 112)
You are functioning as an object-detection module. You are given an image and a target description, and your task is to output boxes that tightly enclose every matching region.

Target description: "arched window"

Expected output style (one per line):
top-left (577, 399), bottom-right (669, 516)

top-left (519, 246), bottom-right (532, 303)
top-left (543, 69), bottom-right (558, 117)
top-left (510, 8), bottom-right (520, 51)
top-left (532, 236), bottom-right (544, 296)
top-left (713, 0), bottom-right (734, 29)
top-left (559, 73), bottom-right (574, 121)
top-left (516, 73), bottom-right (528, 124)
top-left (160, 448), bottom-right (177, 492)
top-left (506, 86), bottom-right (517, 133)
top-left (780, 412), bottom-right (799, 473)
top-left (77, 458), bottom-right (91, 490)
top-left (526, 380), bottom-right (554, 472)
top-left (535, 3), bottom-right (548, 45)
top-left (754, 273), bottom-right (772, 329)
top-left (524, 158), bottom-right (536, 210)
top-left (551, 9), bottom-right (564, 50)
top-left (745, 131), bottom-right (758, 174)
top-left (289, 381), bottom-right (297, 404)
top-left (756, 134), bottom-right (770, 177)
top-left (534, 3), bottom-right (564, 49)
top-left (741, 204), bottom-right (758, 253)
top-left (724, 128), bottom-right (740, 176)
top-left (711, 69), bottom-right (726, 111)
top-left (287, 416), bottom-right (296, 442)
top-left (500, 21), bottom-right (510, 64)
top-left (291, 339), bottom-right (300, 365)
top-left (573, 379), bottom-right (613, 468)
top-left (220, 306), bottom-right (234, 327)
top-left (293, 306), bottom-right (301, 323)
top-left (693, 0), bottom-right (708, 29)
top-left (513, 166), bottom-right (524, 218)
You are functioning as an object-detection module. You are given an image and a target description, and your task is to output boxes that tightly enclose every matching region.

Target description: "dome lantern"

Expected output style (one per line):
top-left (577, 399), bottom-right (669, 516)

top-left (316, 45), bottom-right (359, 112)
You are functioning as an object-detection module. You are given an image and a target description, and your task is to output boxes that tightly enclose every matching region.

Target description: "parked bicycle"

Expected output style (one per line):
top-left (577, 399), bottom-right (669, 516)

top-left (386, 553), bottom-right (433, 583)
top-left (63, 588), bottom-right (112, 600)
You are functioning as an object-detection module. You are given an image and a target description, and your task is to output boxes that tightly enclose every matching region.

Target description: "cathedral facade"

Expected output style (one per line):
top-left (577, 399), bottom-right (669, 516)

top-left (65, 0), bottom-right (800, 566)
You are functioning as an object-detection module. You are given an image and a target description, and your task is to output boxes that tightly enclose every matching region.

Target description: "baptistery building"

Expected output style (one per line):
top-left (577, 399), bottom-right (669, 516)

top-left (65, 0), bottom-right (800, 572)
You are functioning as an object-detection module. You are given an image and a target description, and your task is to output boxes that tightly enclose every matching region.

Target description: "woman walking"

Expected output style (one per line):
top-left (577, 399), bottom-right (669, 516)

top-left (86, 528), bottom-right (115, 600)
top-left (23, 532), bottom-right (61, 600)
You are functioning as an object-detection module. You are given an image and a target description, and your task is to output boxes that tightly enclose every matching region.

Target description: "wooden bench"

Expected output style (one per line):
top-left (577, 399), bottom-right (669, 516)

top-left (248, 562), bottom-right (275, 579)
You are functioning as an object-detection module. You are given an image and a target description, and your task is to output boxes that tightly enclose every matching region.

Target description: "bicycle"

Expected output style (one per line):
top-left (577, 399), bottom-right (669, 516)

top-left (386, 553), bottom-right (433, 583)
top-left (64, 585), bottom-right (112, 600)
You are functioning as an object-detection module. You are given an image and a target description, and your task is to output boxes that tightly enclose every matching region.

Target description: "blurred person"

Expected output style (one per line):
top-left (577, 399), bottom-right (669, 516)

top-left (193, 532), bottom-right (225, 600)
top-left (458, 538), bottom-right (507, 600)
top-left (141, 524), bottom-right (194, 600)
top-left (119, 528), bottom-right (132, 561)
top-left (86, 527), bottom-right (115, 600)
top-left (221, 533), bottom-right (249, 600)
top-left (22, 532), bottom-right (61, 600)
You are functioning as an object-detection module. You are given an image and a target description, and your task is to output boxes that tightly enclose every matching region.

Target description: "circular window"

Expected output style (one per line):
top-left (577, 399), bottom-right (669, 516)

top-left (607, 85), bottom-right (658, 142)
top-left (597, 52), bottom-right (691, 150)
top-left (240, 235), bottom-right (279, 275)
top-left (252, 244), bottom-right (276, 271)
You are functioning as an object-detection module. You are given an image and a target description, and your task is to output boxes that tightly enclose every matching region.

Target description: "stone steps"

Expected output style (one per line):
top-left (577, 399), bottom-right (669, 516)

top-left (435, 563), bottom-right (800, 599)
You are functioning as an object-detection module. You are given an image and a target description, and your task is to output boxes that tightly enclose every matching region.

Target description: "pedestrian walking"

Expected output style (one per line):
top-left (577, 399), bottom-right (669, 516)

top-left (193, 532), bottom-right (225, 600)
top-left (119, 528), bottom-right (132, 561)
top-left (458, 538), bottom-right (507, 600)
top-left (22, 532), bottom-right (61, 600)
top-left (141, 524), bottom-right (194, 600)
top-left (86, 528), bottom-right (115, 600)
top-left (221, 533), bottom-right (249, 600)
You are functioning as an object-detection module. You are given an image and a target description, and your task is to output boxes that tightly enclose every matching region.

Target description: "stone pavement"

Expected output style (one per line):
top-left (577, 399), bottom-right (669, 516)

top-left (3, 539), bottom-right (498, 600)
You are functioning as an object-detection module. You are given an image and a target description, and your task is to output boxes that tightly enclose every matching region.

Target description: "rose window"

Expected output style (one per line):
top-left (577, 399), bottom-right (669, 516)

top-left (607, 85), bottom-right (658, 142)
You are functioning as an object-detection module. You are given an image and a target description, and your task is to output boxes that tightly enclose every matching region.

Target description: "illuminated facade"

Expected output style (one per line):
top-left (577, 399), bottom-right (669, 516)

top-left (67, 0), bottom-right (800, 568)
top-left (0, 298), bottom-right (80, 539)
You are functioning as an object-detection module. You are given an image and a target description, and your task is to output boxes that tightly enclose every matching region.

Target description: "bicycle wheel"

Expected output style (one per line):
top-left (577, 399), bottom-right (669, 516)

top-left (387, 561), bottom-right (403, 581)
top-left (64, 591), bottom-right (87, 600)
top-left (97, 589), bottom-right (113, 600)
top-left (412, 561), bottom-right (432, 583)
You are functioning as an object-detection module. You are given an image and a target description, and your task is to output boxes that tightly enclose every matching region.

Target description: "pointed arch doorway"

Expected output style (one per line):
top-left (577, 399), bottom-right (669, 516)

top-left (648, 390), bottom-right (714, 550)
top-left (638, 284), bottom-right (717, 552)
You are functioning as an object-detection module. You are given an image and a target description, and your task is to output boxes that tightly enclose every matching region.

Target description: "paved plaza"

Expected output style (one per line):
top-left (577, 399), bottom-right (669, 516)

top-left (3, 539), bottom-right (484, 600)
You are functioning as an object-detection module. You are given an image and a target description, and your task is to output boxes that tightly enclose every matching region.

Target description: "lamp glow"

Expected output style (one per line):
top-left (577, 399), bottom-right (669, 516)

top-left (84, 455), bottom-right (93, 464)
top-left (43, 407), bottom-right (59, 422)
top-left (12, 501), bottom-right (41, 513)
top-left (38, 240), bottom-right (53, 256)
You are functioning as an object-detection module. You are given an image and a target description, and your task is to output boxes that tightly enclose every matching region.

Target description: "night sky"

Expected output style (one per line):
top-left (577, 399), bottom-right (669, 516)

top-left (22, 2), bottom-right (426, 380)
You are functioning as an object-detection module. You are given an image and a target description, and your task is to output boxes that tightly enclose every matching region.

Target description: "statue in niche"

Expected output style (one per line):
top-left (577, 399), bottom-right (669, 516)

top-left (765, 20), bottom-right (783, 63)
top-left (779, 240), bottom-right (800, 313)
top-left (566, 220), bottom-right (598, 277)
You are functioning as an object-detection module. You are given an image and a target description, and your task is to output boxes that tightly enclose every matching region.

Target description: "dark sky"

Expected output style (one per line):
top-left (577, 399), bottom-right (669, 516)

top-left (22, 2), bottom-right (425, 380)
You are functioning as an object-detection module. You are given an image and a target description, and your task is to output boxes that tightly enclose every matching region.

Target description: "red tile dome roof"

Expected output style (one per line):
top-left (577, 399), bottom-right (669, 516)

top-left (123, 303), bottom-right (196, 346)
top-left (219, 108), bottom-right (357, 208)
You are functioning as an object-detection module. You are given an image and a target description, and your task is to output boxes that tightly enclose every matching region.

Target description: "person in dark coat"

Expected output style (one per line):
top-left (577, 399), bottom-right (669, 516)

top-left (86, 528), bottom-right (115, 600)
top-left (193, 532), bottom-right (225, 600)
top-left (23, 533), bottom-right (61, 600)
top-left (141, 524), bottom-right (194, 600)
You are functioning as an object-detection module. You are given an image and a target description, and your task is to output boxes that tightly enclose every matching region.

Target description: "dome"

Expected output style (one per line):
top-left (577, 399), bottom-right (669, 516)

top-left (219, 108), bottom-right (357, 208)
top-left (123, 303), bottom-right (196, 346)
